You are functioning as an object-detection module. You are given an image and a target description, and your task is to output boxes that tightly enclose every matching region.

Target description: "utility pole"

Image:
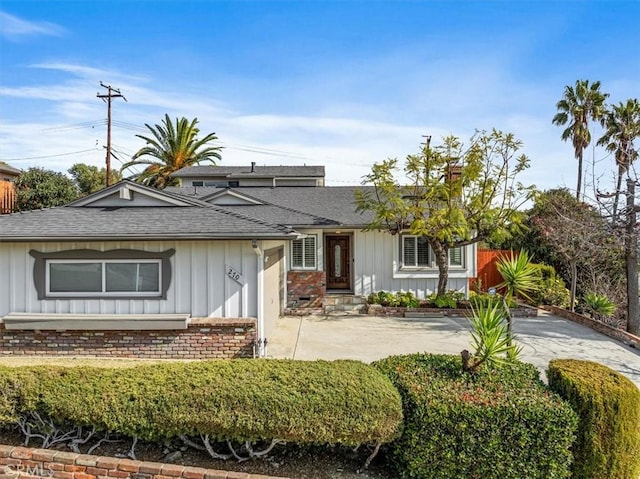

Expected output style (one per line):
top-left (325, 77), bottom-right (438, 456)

top-left (97, 82), bottom-right (126, 187)
top-left (626, 179), bottom-right (639, 335)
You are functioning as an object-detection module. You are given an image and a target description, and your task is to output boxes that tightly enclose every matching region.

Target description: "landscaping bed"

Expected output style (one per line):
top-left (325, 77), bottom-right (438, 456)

top-left (365, 303), bottom-right (538, 318)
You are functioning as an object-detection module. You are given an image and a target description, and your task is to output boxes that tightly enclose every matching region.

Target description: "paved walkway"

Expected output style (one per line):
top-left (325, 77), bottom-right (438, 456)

top-left (268, 309), bottom-right (640, 387)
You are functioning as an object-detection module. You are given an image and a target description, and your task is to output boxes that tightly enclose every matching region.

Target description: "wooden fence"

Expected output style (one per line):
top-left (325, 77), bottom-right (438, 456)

top-left (470, 249), bottom-right (516, 291)
top-left (0, 181), bottom-right (16, 214)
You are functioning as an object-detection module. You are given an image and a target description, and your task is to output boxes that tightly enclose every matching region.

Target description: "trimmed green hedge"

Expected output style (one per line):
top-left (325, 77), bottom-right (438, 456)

top-left (548, 359), bottom-right (640, 479)
top-left (375, 354), bottom-right (577, 479)
top-left (0, 359), bottom-right (403, 446)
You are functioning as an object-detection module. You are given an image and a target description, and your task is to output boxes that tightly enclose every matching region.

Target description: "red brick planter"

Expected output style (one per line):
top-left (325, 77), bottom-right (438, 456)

top-left (0, 444), bottom-right (289, 479)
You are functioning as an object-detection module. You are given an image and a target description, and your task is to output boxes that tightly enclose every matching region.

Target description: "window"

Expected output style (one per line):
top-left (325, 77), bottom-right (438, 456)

top-left (401, 235), bottom-right (464, 269)
top-left (291, 236), bottom-right (316, 269)
top-left (47, 260), bottom-right (161, 296)
top-left (192, 181), bottom-right (204, 187)
top-left (30, 249), bottom-right (175, 300)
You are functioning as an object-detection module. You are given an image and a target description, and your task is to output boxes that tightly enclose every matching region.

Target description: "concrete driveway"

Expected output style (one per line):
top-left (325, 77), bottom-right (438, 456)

top-left (268, 309), bottom-right (640, 387)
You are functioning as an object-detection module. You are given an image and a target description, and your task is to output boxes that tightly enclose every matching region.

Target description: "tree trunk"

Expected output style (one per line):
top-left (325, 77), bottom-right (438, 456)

top-left (432, 241), bottom-right (449, 297)
top-left (626, 179), bottom-right (639, 335)
top-left (576, 149), bottom-right (583, 201)
top-left (612, 164), bottom-right (624, 224)
top-left (570, 260), bottom-right (577, 312)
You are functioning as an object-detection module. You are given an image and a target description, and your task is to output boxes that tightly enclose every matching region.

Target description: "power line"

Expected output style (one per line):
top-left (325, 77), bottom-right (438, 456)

top-left (2, 148), bottom-right (101, 162)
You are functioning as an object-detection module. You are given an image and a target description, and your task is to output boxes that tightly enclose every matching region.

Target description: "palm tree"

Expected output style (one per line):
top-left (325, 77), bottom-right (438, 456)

top-left (552, 80), bottom-right (609, 200)
top-left (121, 114), bottom-right (222, 189)
top-left (597, 99), bottom-right (640, 222)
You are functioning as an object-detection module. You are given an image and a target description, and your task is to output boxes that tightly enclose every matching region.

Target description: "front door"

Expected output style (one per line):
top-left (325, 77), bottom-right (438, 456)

top-left (325, 235), bottom-right (351, 290)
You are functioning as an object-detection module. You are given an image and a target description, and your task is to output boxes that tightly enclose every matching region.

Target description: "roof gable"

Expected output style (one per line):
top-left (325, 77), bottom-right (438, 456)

top-left (68, 181), bottom-right (197, 208)
top-left (204, 189), bottom-right (264, 206)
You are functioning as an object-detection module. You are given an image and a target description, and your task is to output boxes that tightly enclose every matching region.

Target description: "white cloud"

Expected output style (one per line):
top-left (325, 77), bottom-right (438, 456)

top-left (0, 11), bottom-right (65, 41)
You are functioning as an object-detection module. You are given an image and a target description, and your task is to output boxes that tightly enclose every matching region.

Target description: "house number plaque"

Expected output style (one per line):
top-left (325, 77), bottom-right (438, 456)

top-left (226, 265), bottom-right (243, 284)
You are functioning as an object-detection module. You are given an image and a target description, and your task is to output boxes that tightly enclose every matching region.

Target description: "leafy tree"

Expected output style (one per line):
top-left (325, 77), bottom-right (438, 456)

top-left (356, 129), bottom-right (534, 297)
top-left (525, 189), bottom-right (624, 315)
top-left (14, 167), bottom-right (79, 211)
top-left (121, 114), bottom-right (222, 189)
top-left (68, 163), bottom-right (122, 196)
top-left (552, 80), bottom-right (609, 200)
top-left (597, 98), bottom-right (640, 223)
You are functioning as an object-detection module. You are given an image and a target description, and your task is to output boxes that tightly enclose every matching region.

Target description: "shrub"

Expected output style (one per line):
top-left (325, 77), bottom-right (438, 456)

top-left (0, 360), bottom-right (403, 447)
top-left (548, 359), bottom-right (640, 479)
top-left (531, 264), bottom-right (572, 307)
top-left (429, 289), bottom-right (465, 308)
top-left (375, 354), bottom-right (577, 479)
top-left (367, 290), bottom-right (419, 308)
top-left (469, 291), bottom-right (515, 309)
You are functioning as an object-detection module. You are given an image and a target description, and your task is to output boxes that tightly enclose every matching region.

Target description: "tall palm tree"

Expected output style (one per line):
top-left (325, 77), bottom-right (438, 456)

top-left (121, 114), bottom-right (222, 189)
top-left (552, 80), bottom-right (609, 200)
top-left (597, 99), bottom-right (640, 222)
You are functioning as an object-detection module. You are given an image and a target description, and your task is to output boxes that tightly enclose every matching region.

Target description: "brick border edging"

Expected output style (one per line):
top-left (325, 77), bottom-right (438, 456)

top-left (540, 305), bottom-right (640, 349)
top-left (0, 444), bottom-right (290, 479)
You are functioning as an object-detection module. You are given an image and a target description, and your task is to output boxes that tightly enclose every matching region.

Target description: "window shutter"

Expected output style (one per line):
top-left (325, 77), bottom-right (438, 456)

top-left (403, 236), bottom-right (416, 267)
top-left (449, 247), bottom-right (463, 266)
top-left (417, 237), bottom-right (430, 266)
top-left (304, 236), bottom-right (316, 268)
top-left (292, 240), bottom-right (303, 268)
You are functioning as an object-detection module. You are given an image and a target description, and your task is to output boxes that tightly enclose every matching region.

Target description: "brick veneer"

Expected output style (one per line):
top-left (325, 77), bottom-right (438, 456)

top-left (286, 271), bottom-right (326, 309)
top-left (0, 318), bottom-right (257, 359)
top-left (0, 444), bottom-right (289, 479)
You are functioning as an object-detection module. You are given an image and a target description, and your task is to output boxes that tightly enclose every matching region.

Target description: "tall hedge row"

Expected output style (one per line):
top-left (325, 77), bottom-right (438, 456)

top-left (0, 359), bottom-right (403, 446)
top-left (548, 359), bottom-right (640, 479)
top-left (374, 354), bottom-right (578, 479)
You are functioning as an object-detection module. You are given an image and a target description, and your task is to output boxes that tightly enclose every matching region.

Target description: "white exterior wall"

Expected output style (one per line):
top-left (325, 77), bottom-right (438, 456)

top-left (0, 240), bottom-right (265, 318)
top-left (352, 230), bottom-right (477, 298)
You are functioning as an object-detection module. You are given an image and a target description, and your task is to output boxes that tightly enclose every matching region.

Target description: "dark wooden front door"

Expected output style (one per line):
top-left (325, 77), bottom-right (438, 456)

top-left (326, 235), bottom-right (350, 289)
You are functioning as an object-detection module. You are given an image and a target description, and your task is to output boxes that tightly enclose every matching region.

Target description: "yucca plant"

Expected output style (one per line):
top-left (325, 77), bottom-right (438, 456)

top-left (584, 292), bottom-right (616, 320)
top-left (463, 301), bottom-right (522, 372)
top-left (496, 250), bottom-right (541, 302)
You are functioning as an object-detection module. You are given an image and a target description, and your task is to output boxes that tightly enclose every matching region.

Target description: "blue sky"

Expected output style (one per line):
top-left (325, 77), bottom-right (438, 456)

top-left (1, 1), bottom-right (639, 192)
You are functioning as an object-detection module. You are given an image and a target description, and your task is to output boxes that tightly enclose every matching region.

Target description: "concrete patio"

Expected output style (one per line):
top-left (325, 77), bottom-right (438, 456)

top-left (268, 309), bottom-right (640, 387)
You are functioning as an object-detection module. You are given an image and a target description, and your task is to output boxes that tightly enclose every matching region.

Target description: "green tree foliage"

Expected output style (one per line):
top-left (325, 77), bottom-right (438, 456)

top-left (356, 129), bottom-right (534, 297)
top-left (501, 189), bottom-right (624, 316)
top-left (552, 79), bottom-right (609, 200)
top-left (13, 167), bottom-right (79, 211)
top-left (597, 98), bottom-right (640, 223)
top-left (548, 359), bottom-right (640, 479)
top-left (121, 114), bottom-right (222, 189)
top-left (68, 163), bottom-right (122, 196)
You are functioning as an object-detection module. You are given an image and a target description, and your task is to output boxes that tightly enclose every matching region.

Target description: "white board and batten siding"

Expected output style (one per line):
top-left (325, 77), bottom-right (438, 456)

top-left (0, 240), bottom-right (269, 318)
top-left (351, 230), bottom-right (477, 298)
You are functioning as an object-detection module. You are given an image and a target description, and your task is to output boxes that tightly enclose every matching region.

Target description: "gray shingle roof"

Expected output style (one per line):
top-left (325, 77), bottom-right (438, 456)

top-left (0, 163), bottom-right (21, 176)
top-left (0, 206), bottom-right (297, 241)
top-left (170, 165), bottom-right (325, 178)
top-left (166, 186), bottom-right (376, 227)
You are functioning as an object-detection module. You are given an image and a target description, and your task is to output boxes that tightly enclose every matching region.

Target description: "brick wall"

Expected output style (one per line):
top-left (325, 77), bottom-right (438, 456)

top-left (0, 445), bottom-right (289, 479)
top-left (286, 271), bottom-right (326, 309)
top-left (0, 319), bottom-right (257, 359)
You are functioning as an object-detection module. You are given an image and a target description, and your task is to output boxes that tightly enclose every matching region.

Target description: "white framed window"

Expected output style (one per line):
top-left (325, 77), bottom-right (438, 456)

top-left (401, 235), bottom-right (464, 269)
top-left (46, 259), bottom-right (162, 297)
top-left (291, 235), bottom-right (317, 269)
